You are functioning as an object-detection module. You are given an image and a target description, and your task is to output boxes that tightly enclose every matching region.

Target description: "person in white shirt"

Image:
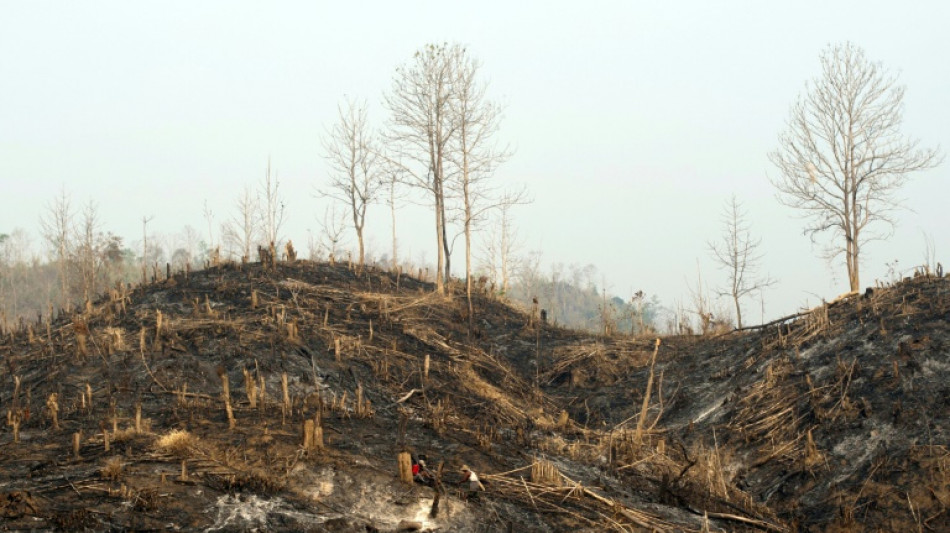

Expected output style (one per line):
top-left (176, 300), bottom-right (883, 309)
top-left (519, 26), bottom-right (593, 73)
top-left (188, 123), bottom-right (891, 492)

top-left (459, 465), bottom-right (485, 500)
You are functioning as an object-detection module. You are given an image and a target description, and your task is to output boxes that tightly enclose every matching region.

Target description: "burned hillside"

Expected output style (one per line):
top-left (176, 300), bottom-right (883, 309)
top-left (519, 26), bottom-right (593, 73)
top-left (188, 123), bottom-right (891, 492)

top-left (0, 261), bottom-right (948, 532)
top-left (546, 274), bottom-right (950, 531)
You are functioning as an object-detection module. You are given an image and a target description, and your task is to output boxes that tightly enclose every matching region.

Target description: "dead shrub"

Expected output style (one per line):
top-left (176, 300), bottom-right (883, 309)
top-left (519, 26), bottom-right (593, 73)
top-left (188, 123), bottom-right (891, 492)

top-left (100, 457), bottom-right (124, 482)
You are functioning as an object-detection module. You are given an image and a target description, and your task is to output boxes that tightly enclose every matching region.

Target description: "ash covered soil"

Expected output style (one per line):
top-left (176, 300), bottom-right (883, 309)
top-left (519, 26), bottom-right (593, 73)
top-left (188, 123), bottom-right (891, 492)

top-left (1, 261), bottom-right (948, 532)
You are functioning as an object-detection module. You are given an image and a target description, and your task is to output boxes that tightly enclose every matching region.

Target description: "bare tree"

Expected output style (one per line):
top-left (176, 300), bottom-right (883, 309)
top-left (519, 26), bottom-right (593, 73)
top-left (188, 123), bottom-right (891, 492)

top-left (385, 43), bottom-right (458, 294)
top-left (769, 42), bottom-right (941, 292)
top-left (258, 158), bottom-right (286, 262)
top-left (317, 205), bottom-right (348, 264)
top-left (170, 225), bottom-right (202, 270)
top-left (222, 184), bottom-right (258, 262)
top-left (39, 188), bottom-right (74, 308)
top-left (380, 162), bottom-right (408, 272)
top-left (322, 98), bottom-right (381, 270)
top-left (74, 200), bottom-right (102, 302)
top-left (481, 196), bottom-right (523, 296)
top-left (708, 195), bottom-right (774, 328)
top-left (448, 47), bottom-right (521, 324)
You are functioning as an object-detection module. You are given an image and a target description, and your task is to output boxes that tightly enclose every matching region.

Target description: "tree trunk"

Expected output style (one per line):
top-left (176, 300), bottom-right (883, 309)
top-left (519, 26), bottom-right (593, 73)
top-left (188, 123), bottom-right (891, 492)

top-left (391, 189), bottom-right (398, 272)
top-left (357, 227), bottom-right (365, 271)
top-left (441, 196), bottom-right (451, 283)
top-left (464, 199), bottom-right (473, 332)
top-left (434, 192), bottom-right (444, 294)
top-left (733, 293), bottom-right (742, 329)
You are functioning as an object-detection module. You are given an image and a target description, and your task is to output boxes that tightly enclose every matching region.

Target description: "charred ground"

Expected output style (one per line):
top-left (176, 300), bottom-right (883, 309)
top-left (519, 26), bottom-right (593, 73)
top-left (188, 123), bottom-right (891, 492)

top-left (0, 261), bottom-right (947, 532)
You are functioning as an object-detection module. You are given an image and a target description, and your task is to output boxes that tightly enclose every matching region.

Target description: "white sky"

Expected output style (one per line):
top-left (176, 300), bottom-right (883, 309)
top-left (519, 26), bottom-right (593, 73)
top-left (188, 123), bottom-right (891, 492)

top-left (1, 1), bottom-right (948, 322)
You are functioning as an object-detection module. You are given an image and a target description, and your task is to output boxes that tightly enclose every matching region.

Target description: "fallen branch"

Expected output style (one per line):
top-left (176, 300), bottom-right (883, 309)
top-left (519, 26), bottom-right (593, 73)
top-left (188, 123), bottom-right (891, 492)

top-left (699, 509), bottom-right (789, 532)
top-left (394, 388), bottom-right (421, 404)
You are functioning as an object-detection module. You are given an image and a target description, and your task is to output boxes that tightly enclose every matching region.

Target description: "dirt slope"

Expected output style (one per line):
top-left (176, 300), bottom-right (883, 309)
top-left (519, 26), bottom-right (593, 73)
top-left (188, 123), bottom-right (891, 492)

top-left (0, 261), bottom-right (947, 532)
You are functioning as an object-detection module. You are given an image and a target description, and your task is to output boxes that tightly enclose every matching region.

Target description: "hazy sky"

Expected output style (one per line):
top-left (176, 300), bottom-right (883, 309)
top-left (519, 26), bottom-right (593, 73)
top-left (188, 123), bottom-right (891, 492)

top-left (2, 1), bottom-right (948, 322)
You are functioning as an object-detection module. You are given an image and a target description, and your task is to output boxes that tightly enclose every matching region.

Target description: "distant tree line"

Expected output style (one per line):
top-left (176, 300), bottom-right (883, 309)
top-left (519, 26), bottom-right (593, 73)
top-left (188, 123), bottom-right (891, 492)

top-left (509, 260), bottom-right (659, 335)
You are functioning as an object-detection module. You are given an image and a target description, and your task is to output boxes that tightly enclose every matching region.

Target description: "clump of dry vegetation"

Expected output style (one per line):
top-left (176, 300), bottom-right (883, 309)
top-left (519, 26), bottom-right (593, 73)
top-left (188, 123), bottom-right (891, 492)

top-left (155, 429), bottom-right (197, 457)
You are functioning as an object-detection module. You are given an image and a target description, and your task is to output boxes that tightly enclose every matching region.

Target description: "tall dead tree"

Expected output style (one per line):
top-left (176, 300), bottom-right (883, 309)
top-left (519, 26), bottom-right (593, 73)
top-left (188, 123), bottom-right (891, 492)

top-left (258, 158), bottom-right (286, 264)
top-left (74, 200), bottom-right (102, 302)
top-left (448, 46), bottom-right (518, 326)
top-left (769, 42), bottom-right (941, 292)
top-left (222, 184), bottom-right (258, 263)
top-left (382, 162), bottom-right (408, 272)
top-left (385, 43), bottom-right (457, 294)
top-left (708, 195), bottom-right (773, 328)
top-left (39, 188), bottom-right (73, 309)
top-left (491, 200), bottom-right (522, 296)
top-left (322, 97), bottom-right (381, 271)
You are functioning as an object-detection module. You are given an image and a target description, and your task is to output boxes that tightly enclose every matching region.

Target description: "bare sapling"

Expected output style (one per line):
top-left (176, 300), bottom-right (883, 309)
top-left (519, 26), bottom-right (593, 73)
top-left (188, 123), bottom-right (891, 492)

top-left (635, 339), bottom-right (661, 444)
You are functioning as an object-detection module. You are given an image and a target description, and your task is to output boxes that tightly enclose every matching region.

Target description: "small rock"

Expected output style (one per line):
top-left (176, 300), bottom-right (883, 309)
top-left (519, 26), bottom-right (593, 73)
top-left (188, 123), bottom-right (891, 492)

top-left (397, 520), bottom-right (423, 531)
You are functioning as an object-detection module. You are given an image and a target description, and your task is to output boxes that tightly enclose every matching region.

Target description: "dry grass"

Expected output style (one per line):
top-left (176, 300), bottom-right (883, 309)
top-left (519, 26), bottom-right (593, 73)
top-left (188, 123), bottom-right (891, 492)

top-left (111, 424), bottom-right (154, 444)
top-left (155, 429), bottom-right (197, 457)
